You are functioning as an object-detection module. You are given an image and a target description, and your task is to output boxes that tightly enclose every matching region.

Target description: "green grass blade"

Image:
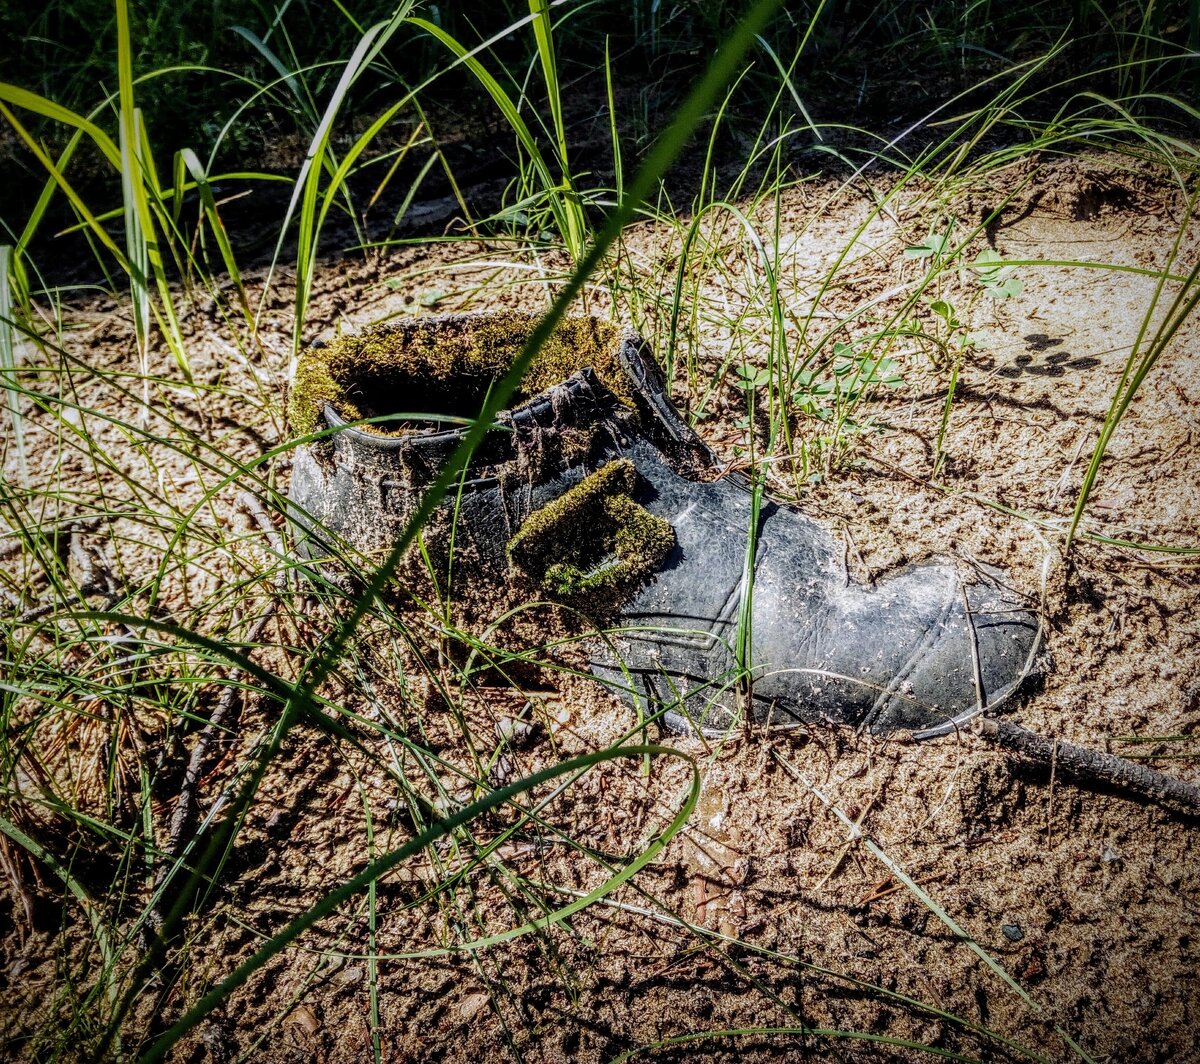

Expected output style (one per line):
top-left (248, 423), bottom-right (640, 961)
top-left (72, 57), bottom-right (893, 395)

top-left (281, 7), bottom-right (413, 369)
top-left (114, 0), bottom-right (191, 379)
top-left (14, 126), bottom-right (84, 296)
top-left (117, 105), bottom-right (152, 399)
top-left (0, 816), bottom-right (116, 981)
top-left (230, 24), bottom-right (314, 120)
top-left (0, 244), bottom-right (27, 486)
top-left (529, 0), bottom-right (586, 258)
top-left (604, 37), bottom-right (623, 206)
top-left (408, 16), bottom-right (579, 261)
top-left (179, 148), bottom-right (252, 323)
top-left (754, 33), bottom-right (823, 141)
top-left (0, 81), bottom-right (122, 168)
top-left (0, 101), bottom-right (129, 268)
top-left (141, 744), bottom-right (699, 1062)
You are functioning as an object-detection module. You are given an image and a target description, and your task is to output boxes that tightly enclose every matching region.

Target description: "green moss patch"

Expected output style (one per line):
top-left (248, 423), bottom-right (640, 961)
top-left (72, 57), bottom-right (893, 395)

top-left (289, 312), bottom-right (632, 438)
top-left (508, 459), bottom-right (675, 597)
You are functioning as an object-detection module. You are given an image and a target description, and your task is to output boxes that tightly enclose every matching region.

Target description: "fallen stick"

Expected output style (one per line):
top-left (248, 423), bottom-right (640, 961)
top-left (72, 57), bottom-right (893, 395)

top-left (974, 717), bottom-right (1200, 818)
top-left (148, 493), bottom-right (287, 930)
top-left (147, 599), bottom-right (278, 933)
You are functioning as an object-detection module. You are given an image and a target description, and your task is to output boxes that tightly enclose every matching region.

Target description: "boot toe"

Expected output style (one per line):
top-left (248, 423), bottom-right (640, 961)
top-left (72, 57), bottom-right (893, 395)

top-left (874, 568), bottom-right (1042, 736)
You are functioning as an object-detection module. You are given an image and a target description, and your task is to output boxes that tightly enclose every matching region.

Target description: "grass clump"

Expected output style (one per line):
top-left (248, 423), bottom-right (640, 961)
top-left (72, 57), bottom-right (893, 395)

top-left (288, 312), bottom-right (633, 438)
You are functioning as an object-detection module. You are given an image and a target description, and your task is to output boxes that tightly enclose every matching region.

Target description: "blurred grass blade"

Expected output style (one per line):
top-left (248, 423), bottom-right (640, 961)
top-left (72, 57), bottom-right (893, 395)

top-left (281, 6), bottom-right (414, 370)
top-left (0, 245), bottom-right (28, 486)
top-left (143, 745), bottom-right (700, 1061)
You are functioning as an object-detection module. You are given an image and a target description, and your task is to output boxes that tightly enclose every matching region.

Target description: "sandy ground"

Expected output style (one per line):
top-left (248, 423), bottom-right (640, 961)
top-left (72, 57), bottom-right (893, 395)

top-left (1, 154), bottom-right (1198, 1063)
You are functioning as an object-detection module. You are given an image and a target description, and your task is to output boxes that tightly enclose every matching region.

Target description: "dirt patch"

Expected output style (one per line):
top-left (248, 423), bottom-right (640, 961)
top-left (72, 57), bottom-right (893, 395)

top-left (1, 155), bottom-right (1197, 1062)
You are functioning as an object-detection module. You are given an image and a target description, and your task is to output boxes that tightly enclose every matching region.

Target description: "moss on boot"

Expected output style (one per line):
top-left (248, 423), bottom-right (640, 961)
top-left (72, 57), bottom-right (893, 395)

top-left (289, 312), bottom-right (633, 438)
top-left (507, 459), bottom-right (675, 596)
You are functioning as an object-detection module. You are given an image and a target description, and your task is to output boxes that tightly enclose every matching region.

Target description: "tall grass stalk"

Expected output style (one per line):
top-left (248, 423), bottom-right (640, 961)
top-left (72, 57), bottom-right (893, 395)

top-left (115, 0), bottom-right (189, 380)
top-left (529, 0), bottom-right (587, 256)
top-left (0, 245), bottom-right (28, 486)
top-left (280, 4), bottom-right (415, 373)
top-left (409, 13), bottom-right (588, 266)
top-left (1066, 190), bottom-right (1200, 552)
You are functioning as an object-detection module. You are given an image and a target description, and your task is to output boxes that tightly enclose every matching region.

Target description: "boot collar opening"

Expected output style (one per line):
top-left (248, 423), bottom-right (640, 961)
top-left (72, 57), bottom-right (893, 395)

top-left (321, 366), bottom-right (624, 462)
top-left (289, 311), bottom-right (638, 440)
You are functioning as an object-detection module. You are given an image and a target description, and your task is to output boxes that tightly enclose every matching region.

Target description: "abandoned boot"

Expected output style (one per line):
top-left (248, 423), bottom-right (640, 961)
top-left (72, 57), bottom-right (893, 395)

top-left (287, 312), bottom-right (1040, 737)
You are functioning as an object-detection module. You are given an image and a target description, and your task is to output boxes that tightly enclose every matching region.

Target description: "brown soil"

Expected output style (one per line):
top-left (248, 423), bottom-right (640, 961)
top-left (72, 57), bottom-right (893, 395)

top-left (1, 154), bottom-right (1198, 1063)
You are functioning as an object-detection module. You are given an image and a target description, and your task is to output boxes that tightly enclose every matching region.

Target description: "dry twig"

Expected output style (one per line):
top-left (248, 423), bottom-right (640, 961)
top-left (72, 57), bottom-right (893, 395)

top-left (148, 493), bottom-right (288, 929)
top-left (975, 717), bottom-right (1200, 818)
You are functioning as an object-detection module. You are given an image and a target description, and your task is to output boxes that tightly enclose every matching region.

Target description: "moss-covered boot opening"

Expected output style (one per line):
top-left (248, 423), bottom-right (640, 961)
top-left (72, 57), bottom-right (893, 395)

top-left (289, 312), bottom-right (636, 439)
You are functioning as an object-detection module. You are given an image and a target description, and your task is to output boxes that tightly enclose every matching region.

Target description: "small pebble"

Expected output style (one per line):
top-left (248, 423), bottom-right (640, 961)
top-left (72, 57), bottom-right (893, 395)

top-left (458, 990), bottom-right (490, 1022)
top-left (1002, 923), bottom-right (1025, 942)
top-left (286, 1004), bottom-right (320, 1036)
top-left (489, 755), bottom-right (513, 787)
top-left (496, 717), bottom-right (535, 746)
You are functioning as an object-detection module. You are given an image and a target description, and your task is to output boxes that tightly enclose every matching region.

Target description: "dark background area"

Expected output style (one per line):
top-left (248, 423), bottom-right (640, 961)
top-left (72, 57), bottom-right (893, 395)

top-left (1, 1), bottom-right (1197, 275)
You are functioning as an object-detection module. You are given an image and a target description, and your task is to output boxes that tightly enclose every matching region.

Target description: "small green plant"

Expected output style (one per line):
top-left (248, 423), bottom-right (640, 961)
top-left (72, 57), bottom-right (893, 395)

top-left (971, 247), bottom-right (1025, 299)
top-left (903, 231), bottom-right (952, 262)
top-left (790, 342), bottom-right (903, 423)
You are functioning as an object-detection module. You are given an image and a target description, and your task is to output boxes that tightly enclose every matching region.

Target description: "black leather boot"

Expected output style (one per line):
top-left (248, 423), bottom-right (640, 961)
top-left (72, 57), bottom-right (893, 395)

top-left (288, 312), bottom-right (1040, 737)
